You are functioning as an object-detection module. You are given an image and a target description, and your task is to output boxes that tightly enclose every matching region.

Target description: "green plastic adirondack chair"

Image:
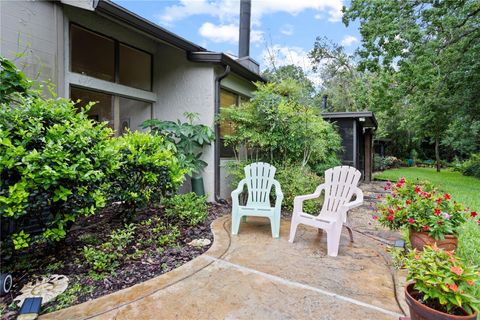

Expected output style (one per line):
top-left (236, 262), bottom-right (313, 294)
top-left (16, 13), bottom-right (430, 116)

top-left (231, 162), bottom-right (283, 238)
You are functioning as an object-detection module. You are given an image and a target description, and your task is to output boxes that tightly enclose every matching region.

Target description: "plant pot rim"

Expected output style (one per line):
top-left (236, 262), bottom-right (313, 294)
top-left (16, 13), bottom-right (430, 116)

top-left (405, 282), bottom-right (477, 319)
top-left (409, 230), bottom-right (457, 238)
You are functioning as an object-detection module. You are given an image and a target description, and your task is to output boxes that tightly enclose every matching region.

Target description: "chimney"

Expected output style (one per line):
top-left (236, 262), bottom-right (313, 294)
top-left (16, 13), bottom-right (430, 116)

top-left (322, 95), bottom-right (328, 111)
top-left (238, 0), bottom-right (251, 58)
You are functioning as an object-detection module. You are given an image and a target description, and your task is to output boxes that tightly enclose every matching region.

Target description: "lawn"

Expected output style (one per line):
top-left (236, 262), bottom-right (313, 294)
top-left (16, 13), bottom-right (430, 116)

top-left (374, 167), bottom-right (480, 211)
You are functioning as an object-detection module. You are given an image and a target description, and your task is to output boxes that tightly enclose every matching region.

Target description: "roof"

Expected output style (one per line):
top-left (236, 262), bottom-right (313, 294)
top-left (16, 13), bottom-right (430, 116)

top-left (322, 111), bottom-right (378, 129)
top-left (93, 1), bottom-right (263, 82)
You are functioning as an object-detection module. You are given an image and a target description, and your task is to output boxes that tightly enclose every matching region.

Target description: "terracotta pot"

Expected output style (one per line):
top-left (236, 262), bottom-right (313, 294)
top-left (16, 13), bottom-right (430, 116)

top-left (409, 230), bottom-right (458, 251)
top-left (405, 283), bottom-right (477, 320)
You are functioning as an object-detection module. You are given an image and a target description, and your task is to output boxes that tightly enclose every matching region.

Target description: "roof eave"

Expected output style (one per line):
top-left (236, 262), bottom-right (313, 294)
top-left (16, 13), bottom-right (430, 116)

top-left (188, 52), bottom-right (265, 83)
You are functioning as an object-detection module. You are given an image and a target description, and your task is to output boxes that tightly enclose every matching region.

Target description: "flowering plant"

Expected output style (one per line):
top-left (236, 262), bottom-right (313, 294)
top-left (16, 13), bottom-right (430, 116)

top-left (405, 245), bottom-right (479, 315)
top-left (376, 178), bottom-right (472, 239)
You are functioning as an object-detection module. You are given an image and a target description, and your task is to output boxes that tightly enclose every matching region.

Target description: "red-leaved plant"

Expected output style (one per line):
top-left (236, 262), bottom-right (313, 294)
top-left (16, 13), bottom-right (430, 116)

top-left (376, 178), bottom-right (473, 239)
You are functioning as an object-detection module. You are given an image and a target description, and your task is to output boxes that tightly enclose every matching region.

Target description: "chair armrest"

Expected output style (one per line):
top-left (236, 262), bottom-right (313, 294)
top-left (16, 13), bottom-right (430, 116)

top-left (339, 187), bottom-right (364, 215)
top-left (231, 179), bottom-right (247, 198)
top-left (272, 180), bottom-right (284, 206)
top-left (293, 184), bottom-right (325, 212)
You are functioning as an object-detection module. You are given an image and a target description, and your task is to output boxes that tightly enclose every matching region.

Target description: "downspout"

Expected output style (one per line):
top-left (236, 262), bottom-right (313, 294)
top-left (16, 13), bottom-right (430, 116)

top-left (214, 65), bottom-right (231, 201)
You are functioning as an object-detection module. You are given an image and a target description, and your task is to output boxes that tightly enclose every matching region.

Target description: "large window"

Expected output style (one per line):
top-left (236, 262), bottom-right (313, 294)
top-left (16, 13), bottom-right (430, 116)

top-left (70, 24), bottom-right (152, 91)
top-left (71, 87), bottom-right (113, 128)
top-left (220, 89), bottom-right (249, 158)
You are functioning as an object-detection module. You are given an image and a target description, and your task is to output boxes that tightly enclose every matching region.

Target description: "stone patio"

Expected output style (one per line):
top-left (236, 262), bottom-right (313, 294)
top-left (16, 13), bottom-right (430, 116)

top-left (42, 182), bottom-right (407, 320)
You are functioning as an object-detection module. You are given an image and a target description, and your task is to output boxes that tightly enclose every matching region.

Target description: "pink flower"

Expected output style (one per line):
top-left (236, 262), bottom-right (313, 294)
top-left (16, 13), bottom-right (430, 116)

top-left (442, 212), bottom-right (451, 220)
top-left (372, 215), bottom-right (378, 220)
top-left (437, 220), bottom-right (443, 225)
top-left (467, 280), bottom-right (474, 286)
top-left (450, 266), bottom-right (464, 276)
top-left (422, 225), bottom-right (430, 231)
top-left (447, 283), bottom-right (458, 292)
top-left (408, 218), bottom-right (415, 224)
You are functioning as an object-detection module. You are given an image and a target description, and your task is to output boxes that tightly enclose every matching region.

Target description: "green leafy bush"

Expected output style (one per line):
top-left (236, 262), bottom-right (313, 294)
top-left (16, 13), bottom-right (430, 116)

top-left (142, 112), bottom-right (215, 176)
top-left (83, 224), bottom-right (136, 272)
top-left (457, 219), bottom-right (480, 311)
top-left (226, 161), bottom-right (323, 214)
top-left (108, 131), bottom-right (186, 220)
top-left (0, 95), bottom-right (117, 249)
top-left (164, 192), bottom-right (208, 226)
top-left (460, 154), bottom-right (480, 179)
top-left (219, 80), bottom-right (341, 168)
top-left (0, 57), bottom-right (35, 104)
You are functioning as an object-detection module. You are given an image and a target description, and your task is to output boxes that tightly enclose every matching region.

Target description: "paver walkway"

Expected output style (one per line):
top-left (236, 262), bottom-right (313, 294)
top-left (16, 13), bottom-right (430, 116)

top-left (43, 182), bottom-right (406, 320)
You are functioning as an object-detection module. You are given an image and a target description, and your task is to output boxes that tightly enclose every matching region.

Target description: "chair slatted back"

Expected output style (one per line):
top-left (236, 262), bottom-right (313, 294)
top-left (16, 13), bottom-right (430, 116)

top-left (244, 162), bottom-right (276, 207)
top-left (322, 166), bottom-right (362, 215)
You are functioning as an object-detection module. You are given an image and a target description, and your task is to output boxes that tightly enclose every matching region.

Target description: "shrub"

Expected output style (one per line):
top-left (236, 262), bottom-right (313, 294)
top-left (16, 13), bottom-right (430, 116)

top-left (108, 131), bottom-right (186, 220)
top-left (0, 95), bottom-right (117, 249)
top-left (460, 153), bottom-right (480, 179)
top-left (0, 57), bottom-right (35, 104)
top-left (142, 112), bottom-right (215, 176)
top-left (226, 161), bottom-right (323, 214)
top-left (457, 219), bottom-right (480, 311)
top-left (376, 178), bottom-right (470, 239)
top-left (164, 192), bottom-right (208, 226)
top-left (83, 224), bottom-right (136, 272)
top-left (405, 246), bottom-right (479, 315)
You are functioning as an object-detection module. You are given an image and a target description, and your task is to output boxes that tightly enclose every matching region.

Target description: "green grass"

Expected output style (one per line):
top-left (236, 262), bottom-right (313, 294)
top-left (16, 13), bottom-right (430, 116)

top-left (374, 167), bottom-right (480, 211)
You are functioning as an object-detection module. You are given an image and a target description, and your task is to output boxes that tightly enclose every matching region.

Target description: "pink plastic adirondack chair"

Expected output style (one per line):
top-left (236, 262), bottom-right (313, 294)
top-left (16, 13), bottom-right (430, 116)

top-left (288, 166), bottom-right (364, 257)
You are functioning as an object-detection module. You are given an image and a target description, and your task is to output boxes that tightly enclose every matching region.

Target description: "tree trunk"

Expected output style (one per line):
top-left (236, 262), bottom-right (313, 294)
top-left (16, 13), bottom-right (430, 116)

top-left (435, 135), bottom-right (441, 172)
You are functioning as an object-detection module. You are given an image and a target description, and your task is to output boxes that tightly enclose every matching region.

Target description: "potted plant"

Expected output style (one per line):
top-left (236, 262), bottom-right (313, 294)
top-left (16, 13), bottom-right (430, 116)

top-left (404, 245), bottom-right (479, 319)
top-left (142, 112), bottom-right (215, 196)
top-left (376, 178), bottom-right (471, 251)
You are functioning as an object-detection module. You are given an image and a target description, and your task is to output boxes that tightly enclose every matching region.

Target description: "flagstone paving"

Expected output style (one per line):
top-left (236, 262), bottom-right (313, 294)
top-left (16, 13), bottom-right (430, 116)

top-left (43, 182), bottom-right (406, 320)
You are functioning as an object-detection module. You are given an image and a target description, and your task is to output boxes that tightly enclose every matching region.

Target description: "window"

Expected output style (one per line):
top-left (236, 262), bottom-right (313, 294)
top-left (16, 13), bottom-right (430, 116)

top-left (70, 87), bottom-right (113, 128)
top-left (70, 24), bottom-right (152, 91)
top-left (119, 44), bottom-right (152, 91)
top-left (71, 25), bottom-right (115, 82)
top-left (119, 97), bottom-right (152, 134)
top-left (220, 89), bottom-right (249, 158)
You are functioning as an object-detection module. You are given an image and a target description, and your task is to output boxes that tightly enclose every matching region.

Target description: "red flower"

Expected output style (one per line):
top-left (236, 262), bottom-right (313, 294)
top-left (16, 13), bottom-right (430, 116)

top-left (434, 209), bottom-right (441, 216)
top-left (399, 177), bottom-right (405, 184)
top-left (450, 266), bottom-right (464, 276)
top-left (406, 200), bottom-right (411, 205)
top-left (444, 193), bottom-right (451, 200)
top-left (387, 214), bottom-right (394, 221)
top-left (447, 283), bottom-right (458, 292)
top-left (414, 186), bottom-right (421, 193)
top-left (435, 198), bottom-right (442, 205)
top-left (422, 225), bottom-right (430, 231)
top-left (471, 211), bottom-right (478, 218)
top-left (478, 219), bottom-right (480, 225)
top-left (386, 181), bottom-right (392, 187)
top-left (437, 220), bottom-right (443, 225)
top-left (408, 218), bottom-right (415, 224)
top-left (467, 280), bottom-right (474, 286)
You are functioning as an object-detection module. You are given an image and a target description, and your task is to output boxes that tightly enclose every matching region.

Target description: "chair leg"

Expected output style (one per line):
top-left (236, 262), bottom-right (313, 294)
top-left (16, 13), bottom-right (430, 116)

top-left (288, 217), bottom-right (299, 243)
top-left (231, 213), bottom-right (241, 235)
top-left (327, 223), bottom-right (343, 257)
top-left (271, 215), bottom-right (280, 238)
top-left (242, 216), bottom-right (247, 223)
top-left (344, 224), bottom-right (354, 242)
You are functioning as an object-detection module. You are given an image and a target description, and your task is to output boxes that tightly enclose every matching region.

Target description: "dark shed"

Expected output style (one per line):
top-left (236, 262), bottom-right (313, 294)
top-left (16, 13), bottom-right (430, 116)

top-left (322, 111), bottom-right (378, 182)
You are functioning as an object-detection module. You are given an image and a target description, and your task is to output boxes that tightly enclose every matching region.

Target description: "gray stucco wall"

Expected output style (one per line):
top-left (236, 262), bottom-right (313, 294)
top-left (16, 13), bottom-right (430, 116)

top-left (0, 1), bottom-right (64, 94)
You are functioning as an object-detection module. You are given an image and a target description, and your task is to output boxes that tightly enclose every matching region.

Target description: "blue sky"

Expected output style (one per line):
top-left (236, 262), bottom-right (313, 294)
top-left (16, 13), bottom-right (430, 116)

top-left (114, 0), bottom-right (360, 85)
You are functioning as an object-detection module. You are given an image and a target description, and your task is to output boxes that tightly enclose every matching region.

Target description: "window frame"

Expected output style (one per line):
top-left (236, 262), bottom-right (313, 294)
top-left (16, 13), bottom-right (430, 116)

top-left (69, 23), bottom-right (153, 92)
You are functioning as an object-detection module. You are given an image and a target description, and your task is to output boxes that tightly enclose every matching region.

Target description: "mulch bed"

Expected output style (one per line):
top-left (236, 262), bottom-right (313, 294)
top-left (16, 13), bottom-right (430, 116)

top-left (0, 202), bottom-right (230, 319)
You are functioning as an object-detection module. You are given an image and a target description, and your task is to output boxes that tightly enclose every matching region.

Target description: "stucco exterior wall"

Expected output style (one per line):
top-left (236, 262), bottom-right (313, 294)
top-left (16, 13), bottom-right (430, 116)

top-left (0, 1), bottom-right (64, 94)
top-left (153, 43), bottom-right (216, 201)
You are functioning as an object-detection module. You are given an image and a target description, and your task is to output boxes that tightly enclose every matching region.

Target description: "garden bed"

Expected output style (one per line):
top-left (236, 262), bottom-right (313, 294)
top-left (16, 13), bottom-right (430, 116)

top-left (0, 202), bottom-right (230, 319)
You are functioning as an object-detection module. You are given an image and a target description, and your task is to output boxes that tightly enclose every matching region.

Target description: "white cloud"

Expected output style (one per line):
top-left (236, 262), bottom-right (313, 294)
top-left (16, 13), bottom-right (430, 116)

top-left (261, 45), bottom-right (323, 88)
top-left (340, 35), bottom-right (358, 47)
top-left (280, 24), bottom-right (294, 36)
top-left (157, 0), bottom-right (344, 26)
top-left (198, 22), bottom-right (263, 44)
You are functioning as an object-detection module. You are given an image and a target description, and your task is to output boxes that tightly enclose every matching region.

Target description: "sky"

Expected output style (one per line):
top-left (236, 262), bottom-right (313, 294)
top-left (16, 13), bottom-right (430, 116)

top-left (114, 0), bottom-right (361, 86)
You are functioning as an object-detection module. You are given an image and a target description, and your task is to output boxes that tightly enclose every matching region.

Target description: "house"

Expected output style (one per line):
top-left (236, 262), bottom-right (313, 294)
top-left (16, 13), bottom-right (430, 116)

top-left (322, 112), bottom-right (378, 182)
top-left (0, 0), bottom-right (263, 201)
